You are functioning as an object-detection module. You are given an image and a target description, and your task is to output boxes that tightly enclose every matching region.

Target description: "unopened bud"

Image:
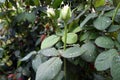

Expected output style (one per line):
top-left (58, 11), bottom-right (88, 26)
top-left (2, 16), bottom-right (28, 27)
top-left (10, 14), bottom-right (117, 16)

top-left (60, 5), bottom-right (72, 22)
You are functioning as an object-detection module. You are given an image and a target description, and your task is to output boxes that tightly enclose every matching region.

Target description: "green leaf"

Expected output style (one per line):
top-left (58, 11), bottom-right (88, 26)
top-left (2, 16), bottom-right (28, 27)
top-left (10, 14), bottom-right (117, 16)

top-left (62, 33), bottom-right (78, 44)
top-left (93, 0), bottom-right (106, 7)
top-left (61, 47), bottom-right (85, 58)
top-left (80, 42), bottom-right (97, 62)
top-left (80, 32), bottom-right (90, 41)
top-left (108, 25), bottom-right (120, 32)
top-left (37, 51), bottom-right (49, 62)
top-left (95, 36), bottom-right (114, 48)
top-left (71, 26), bottom-right (82, 33)
top-left (93, 16), bottom-right (112, 30)
top-left (80, 13), bottom-right (97, 28)
top-left (0, 48), bottom-right (4, 58)
top-left (55, 41), bottom-right (63, 48)
top-left (114, 41), bottom-right (120, 51)
top-left (32, 55), bottom-right (42, 72)
top-left (35, 57), bottom-right (62, 80)
top-left (69, 19), bottom-right (81, 33)
top-left (117, 32), bottom-right (120, 43)
top-left (104, 10), bottom-right (115, 17)
top-left (40, 48), bottom-right (59, 57)
top-left (41, 35), bottom-right (60, 49)
top-left (25, 12), bottom-right (36, 22)
top-left (89, 32), bottom-right (99, 39)
top-left (33, 0), bottom-right (40, 6)
top-left (111, 56), bottom-right (120, 80)
top-left (16, 13), bottom-right (26, 22)
top-left (52, 0), bottom-right (63, 8)
top-left (80, 31), bottom-right (99, 41)
top-left (35, 38), bottom-right (41, 46)
top-left (5, 2), bottom-right (12, 8)
top-left (53, 71), bottom-right (64, 80)
top-left (95, 49), bottom-right (118, 71)
top-left (20, 51), bottom-right (37, 61)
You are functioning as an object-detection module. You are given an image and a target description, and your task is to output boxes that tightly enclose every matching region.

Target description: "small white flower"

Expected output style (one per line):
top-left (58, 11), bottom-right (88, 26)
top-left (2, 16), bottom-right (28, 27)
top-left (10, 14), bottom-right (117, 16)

top-left (47, 7), bottom-right (55, 18)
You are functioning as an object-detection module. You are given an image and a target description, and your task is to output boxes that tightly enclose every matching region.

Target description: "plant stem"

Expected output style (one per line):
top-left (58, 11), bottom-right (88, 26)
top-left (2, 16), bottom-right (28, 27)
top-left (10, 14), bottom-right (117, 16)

top-left (64, 58), bottom-right (67, 80)
top-left (112, 2), bottom-right (120, 24)
top-left (64, 23), bottom-right (67, 80)
top-left (64, 24), bottom-right (67, 50)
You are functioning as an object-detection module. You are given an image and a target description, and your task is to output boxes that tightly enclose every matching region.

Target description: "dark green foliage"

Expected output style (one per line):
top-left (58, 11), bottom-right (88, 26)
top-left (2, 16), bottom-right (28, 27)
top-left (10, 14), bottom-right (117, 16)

top-left (0, 0), bottom-right (120, 80)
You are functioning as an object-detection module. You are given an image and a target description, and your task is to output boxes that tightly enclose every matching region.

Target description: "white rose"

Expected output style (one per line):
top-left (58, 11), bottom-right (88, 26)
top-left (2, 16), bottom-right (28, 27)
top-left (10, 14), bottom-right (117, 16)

top-left (47, 8), bottom-right (55, 18)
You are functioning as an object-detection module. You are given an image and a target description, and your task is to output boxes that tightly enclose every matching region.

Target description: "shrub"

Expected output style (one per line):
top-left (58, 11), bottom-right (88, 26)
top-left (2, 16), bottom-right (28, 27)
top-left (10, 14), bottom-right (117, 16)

top-left (0, 0), bottom-right (120, 80)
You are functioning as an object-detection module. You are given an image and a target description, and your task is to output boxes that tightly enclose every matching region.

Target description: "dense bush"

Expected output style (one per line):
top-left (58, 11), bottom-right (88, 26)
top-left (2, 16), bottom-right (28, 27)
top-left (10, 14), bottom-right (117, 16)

top-left (0, 0), bottom-right (120, 80)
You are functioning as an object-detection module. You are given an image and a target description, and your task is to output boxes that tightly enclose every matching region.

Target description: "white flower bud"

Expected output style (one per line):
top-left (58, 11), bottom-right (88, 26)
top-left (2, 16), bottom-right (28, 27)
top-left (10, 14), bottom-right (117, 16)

top-left (47, 8), bottom-right (55, 18)
top-left (60, 5), bottom-right (72, 22)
